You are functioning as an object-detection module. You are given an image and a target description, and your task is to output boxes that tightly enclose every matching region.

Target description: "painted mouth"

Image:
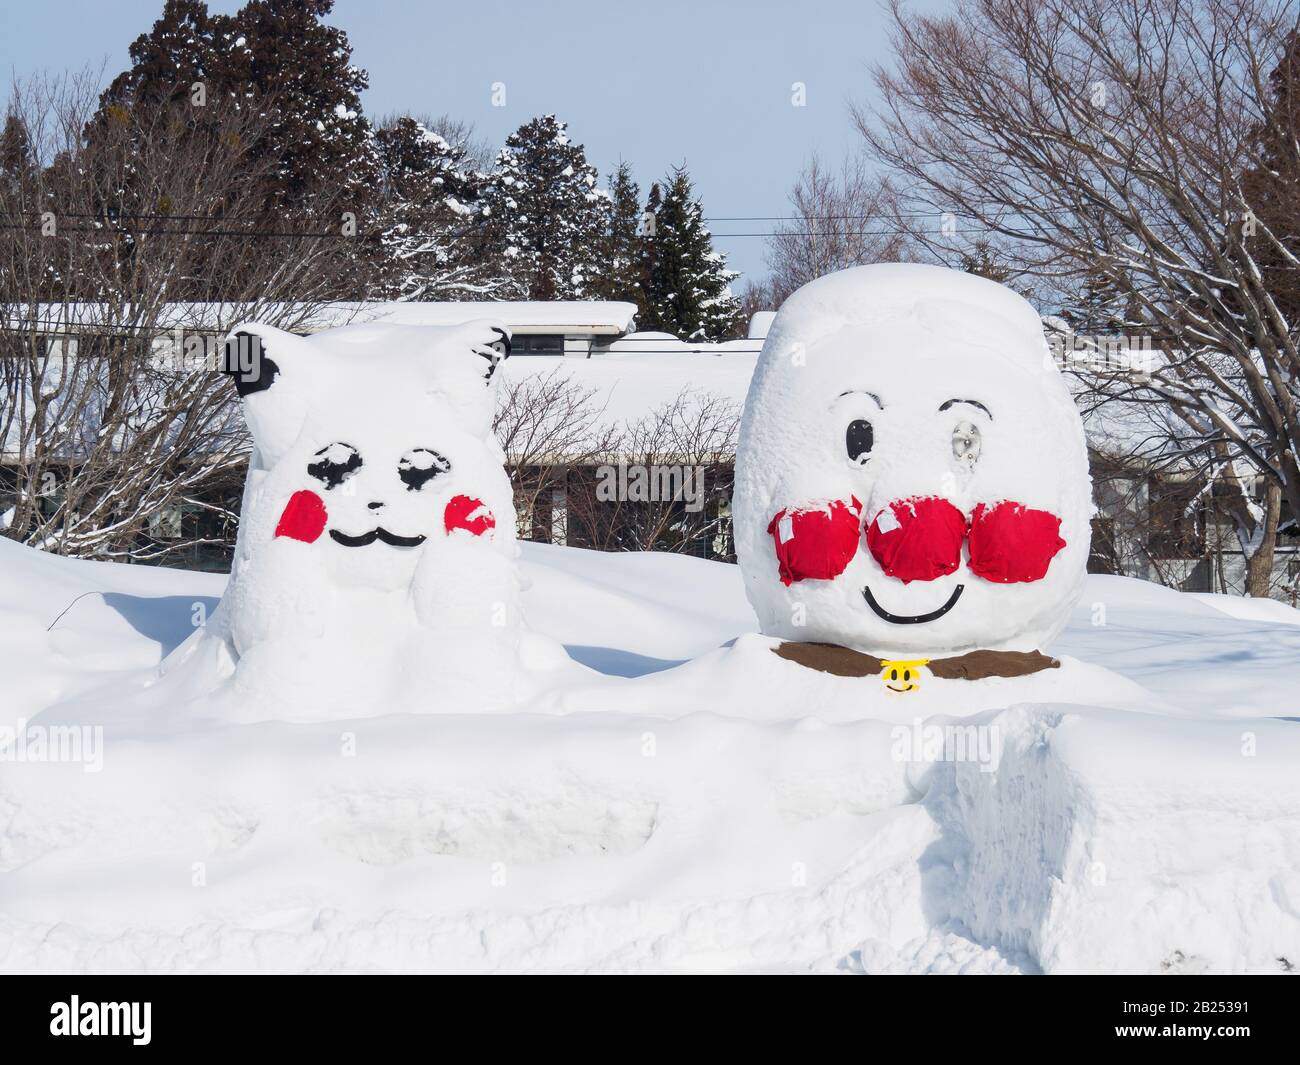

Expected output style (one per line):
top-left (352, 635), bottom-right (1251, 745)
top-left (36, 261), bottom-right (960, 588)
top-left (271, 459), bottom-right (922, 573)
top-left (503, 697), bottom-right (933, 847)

top-left (328, 528), bottom-right (428, 548)
top-left (863, 583), bottom-right (964, 624)
top-left (886, 682), bottom-right (917, 692)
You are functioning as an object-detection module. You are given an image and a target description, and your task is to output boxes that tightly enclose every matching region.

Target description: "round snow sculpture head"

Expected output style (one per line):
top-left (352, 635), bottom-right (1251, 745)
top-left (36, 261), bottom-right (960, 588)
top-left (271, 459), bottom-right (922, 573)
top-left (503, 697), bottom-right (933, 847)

top-left (734, 264), bottom-right (1091, 657)
top-left (212, 319), bottom-right (522, 718)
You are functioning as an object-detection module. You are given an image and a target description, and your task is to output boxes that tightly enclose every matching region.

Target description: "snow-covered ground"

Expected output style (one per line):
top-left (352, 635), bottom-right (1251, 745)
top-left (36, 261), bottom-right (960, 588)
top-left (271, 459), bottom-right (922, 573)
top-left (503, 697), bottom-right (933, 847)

top-left (1, 537), bottom-right (1298, 973)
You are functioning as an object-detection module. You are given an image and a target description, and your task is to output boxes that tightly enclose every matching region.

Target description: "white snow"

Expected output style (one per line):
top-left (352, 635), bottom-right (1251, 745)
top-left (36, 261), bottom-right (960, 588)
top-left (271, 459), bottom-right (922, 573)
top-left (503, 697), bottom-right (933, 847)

top-left (874, 507), bottom-right (901, 534)
top-left (0, 276), bottom-right (1295, 975)
top-left (1186, 592), bottom-right (1300, 627)
top-left (496, 349), bottom-right (754, 435)
top-left (926, 703), bottom-right (1300, 974)
top-left (5, 300), bottom-right (639, 337)
top-left (1, 536), bottom-right (1298, 974)
top-left (747, 310), bottom-right (776, 340)
top-left (356, 300), bottom-right (637, 334)
top-left (603, 331), bottom-right (760, 358)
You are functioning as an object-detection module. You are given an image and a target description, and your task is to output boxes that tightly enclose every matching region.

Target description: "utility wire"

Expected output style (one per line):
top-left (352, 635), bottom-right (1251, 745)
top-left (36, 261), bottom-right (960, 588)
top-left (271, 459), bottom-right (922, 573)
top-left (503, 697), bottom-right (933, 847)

top-left (0, 213), bottom-right (1199, 241)
top-left (7, 208), bottom-right (1089, 223)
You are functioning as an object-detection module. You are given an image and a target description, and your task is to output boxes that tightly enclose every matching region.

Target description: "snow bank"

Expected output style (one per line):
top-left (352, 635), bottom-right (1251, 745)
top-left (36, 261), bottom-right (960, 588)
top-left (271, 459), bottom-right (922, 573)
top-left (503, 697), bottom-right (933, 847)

top-left (1186, 592), bottom-right (1300, 627)
top-left (3, 537), bottom-right (1300, 973)
top-left (0, 536), bottom-right (225, 729)
top-left (926, 704), bottom-right (1300, 973)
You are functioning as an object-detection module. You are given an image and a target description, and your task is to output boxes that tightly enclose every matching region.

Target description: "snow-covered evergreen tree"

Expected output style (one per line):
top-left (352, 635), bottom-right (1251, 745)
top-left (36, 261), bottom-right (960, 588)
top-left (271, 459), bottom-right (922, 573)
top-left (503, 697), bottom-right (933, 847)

top-left (94, 0), bottom-right (378, 214)
top-left (587, 161), bottom-right (644, 304)
top-left (638, 166), bottom-right (742, 340)
top-left (0, 114), bottom-right (33, 181)
top-left (373, 116), bottom-right (510, 300)
top-left (480, 115), bottom-right (610, 300)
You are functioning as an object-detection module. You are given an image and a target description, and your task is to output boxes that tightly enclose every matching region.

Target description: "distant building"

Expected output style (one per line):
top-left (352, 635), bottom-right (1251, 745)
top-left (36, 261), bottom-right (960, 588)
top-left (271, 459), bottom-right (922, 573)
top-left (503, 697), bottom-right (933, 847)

top-left (3, 299), bottom-right (640, 360)
top-left (335, 300), bottom-right (639, 356)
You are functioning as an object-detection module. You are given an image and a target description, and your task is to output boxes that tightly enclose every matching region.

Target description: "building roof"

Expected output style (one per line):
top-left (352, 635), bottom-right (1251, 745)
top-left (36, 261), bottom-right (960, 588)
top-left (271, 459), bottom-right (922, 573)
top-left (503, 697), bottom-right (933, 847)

top-left (6, 300), bottom-right (640, 337)
top-left (350, 300), bottom-right (638, 335)
top-left (498, 349), bottom-right (757, 430)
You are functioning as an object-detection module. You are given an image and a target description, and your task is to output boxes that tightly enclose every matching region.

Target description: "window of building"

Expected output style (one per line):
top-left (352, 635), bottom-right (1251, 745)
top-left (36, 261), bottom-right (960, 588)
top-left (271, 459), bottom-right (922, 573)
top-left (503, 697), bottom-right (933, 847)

top-left (510, 334), bottom-right (565, 355)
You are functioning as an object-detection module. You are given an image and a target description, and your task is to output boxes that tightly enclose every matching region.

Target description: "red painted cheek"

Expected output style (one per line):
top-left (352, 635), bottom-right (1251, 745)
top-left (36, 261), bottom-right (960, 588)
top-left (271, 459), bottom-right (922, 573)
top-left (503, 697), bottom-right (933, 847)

top-left (968, 500), bottom-right (1066, 583)
top-left (445, 494), bottom-right (496, 538)
top-left (866, 496), bottom-right (968, 584)
top-left (767, 496), bottom-right (862, 586)
top-left (274, 490), bottom-right (328, 543)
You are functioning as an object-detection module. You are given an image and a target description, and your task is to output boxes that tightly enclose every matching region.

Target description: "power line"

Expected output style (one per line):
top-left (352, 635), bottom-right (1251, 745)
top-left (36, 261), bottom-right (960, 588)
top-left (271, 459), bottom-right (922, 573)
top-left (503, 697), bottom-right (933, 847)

top-left (0, 221), bottom-right (339, 238)
top-left (5, 207), bottom-right (1189, 225)
top-left (0, 216), bottom-right (1203, 242)
top-left (17, 211), bottom-right (277, 222)
top-left (0, 214), bottom-right (486, 241)
top-left (705, 213), bottom-right (979, 221)
top-left (708, 229), bottom-right (993, 238)
top-left (0, 221), bottom-right (1021, 241)
top-left (4, 207), bottom-right (1213, 240)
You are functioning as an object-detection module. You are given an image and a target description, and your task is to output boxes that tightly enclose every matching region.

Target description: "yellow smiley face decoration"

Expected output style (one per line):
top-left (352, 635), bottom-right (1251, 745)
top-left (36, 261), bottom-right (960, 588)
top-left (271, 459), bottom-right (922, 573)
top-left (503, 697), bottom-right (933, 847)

top-left (880, 659), bottom-right (929, 693)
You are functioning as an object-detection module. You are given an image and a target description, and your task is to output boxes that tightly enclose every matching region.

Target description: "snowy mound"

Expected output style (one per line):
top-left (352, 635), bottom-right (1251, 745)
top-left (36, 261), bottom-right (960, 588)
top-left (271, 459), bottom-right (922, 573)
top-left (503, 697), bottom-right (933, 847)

top-left (735, 264), bottom-right (1091, 657)
top-left (2, 539), bottom-right (1299, 973)
top-left (927, 704), bottom-right (1300, 974)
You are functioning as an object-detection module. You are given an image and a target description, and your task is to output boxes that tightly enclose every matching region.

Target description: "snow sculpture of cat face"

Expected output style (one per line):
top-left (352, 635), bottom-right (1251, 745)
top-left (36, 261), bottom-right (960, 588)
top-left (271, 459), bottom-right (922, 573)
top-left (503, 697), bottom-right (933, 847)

top-left (734, 263), bottom-right (1092, 658)
top-left (213, 319), bottom-right (522, 718)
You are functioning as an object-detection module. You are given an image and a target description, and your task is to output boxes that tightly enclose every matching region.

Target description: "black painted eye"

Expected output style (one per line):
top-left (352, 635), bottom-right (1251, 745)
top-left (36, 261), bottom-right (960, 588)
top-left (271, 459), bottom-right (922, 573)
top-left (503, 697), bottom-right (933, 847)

top-left (890, 668), bottom-right (898, 681)
top-left (846, 419), bottom-right (874, 465)
top-left (308, 442), bottom-right (362, 489)
top-left (398, 448), bottom-right (452, 491)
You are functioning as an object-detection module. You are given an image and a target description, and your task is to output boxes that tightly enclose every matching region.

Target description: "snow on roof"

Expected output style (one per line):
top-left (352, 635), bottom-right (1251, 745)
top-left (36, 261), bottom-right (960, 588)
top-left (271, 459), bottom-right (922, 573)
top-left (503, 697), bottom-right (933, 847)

top-left (350, 300), bottom-right (637, 335)
top-left (2, 307), bottom-right (1186, 469)
top-left (7, 300), bottom-right (640, 337)
top-left (497, 349), bottom-right (757, 431)
top-left (602, 331), bottom-right (762, 357)
top-left (7, 303), bottom-right (279, 334)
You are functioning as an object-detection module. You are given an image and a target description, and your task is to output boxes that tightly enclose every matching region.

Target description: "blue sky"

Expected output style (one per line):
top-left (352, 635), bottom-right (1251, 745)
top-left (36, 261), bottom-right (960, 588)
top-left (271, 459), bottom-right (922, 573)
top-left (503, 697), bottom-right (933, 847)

top-left (0, 0), bottom-right (950, 285)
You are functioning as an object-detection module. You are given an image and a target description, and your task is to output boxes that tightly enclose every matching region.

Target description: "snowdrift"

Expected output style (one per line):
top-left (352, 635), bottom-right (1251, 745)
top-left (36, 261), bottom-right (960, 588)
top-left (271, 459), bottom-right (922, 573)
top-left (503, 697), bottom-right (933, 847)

top-left (927, 704), bottom-right (1300, 974)
top-left (1, 538), bottom-right (1298, 973)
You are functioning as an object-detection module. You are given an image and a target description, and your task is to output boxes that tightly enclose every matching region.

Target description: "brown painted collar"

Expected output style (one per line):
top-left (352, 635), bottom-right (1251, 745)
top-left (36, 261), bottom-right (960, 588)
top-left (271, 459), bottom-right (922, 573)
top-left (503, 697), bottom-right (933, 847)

top-left (772, 641), bottom-right (1059, 681)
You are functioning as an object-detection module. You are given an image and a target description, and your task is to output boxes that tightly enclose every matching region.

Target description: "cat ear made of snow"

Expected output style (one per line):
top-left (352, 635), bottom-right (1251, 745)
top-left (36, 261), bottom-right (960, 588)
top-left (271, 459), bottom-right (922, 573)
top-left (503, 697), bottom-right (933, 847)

top-left (220, 323), bottom-right (313, 463)
top-left (464, 320), bottom-right (511, 383)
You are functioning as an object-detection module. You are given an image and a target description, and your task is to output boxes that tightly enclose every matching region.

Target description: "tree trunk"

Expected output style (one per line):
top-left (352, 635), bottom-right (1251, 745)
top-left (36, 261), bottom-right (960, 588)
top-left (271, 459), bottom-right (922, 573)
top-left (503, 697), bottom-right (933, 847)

top-left (1245, 481), bottom-right (1283, 598)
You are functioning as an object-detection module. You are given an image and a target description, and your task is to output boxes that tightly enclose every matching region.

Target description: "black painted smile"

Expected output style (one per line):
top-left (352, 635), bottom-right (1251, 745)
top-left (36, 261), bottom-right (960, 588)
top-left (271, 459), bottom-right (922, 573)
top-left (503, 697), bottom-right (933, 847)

top-left (863, 583), bottom-right (964, 624)
top-left (329, 528), bottom-right (427, 548)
